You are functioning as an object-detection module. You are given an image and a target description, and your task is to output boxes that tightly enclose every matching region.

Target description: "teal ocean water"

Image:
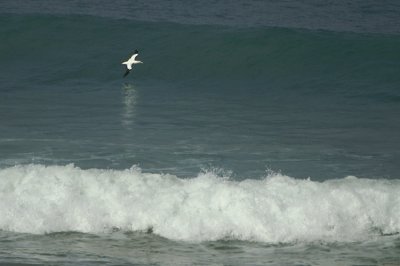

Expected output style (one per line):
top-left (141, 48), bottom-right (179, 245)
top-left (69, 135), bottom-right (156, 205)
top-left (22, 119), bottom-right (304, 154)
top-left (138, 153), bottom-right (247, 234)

top-left (1, 1), bottom-right (400, 265)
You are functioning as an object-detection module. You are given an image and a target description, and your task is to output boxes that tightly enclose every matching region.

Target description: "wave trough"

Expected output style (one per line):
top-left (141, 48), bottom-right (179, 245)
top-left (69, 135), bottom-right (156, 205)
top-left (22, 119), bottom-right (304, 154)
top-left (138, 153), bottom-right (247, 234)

top-left (0, 164), bottom-right (399, 243)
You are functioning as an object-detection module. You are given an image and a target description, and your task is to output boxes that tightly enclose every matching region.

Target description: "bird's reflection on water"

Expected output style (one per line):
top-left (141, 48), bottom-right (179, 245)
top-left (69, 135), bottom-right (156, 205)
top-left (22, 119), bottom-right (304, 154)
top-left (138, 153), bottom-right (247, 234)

top-left (121, 83), bottom-right (138, 129)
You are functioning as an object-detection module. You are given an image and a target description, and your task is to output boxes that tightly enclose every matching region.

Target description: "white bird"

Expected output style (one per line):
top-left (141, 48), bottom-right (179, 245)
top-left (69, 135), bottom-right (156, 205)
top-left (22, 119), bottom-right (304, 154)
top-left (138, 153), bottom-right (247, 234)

top-left (122, 49), bottom-right (143, 77)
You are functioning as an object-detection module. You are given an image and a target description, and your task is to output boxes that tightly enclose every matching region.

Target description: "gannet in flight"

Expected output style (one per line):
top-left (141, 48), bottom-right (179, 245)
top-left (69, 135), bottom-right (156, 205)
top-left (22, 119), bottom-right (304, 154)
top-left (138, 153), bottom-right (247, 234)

top-left (122, 49), bottom-right (143, 77)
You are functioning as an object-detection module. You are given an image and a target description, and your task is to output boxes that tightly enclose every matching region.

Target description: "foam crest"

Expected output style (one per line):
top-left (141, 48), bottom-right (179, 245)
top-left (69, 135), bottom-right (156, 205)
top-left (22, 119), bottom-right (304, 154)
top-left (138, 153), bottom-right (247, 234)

top-left (0, 164), bottom-right (399, 243)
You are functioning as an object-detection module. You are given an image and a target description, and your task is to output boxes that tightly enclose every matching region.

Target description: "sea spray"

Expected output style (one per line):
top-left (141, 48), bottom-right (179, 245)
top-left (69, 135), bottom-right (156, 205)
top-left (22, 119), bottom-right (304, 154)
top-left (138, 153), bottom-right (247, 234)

top-left (1, 164), bottom-right (399, 242)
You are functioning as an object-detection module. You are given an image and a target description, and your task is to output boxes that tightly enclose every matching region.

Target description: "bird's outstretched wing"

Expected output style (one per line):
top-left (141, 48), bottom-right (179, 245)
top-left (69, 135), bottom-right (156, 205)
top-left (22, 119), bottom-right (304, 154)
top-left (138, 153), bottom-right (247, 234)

top-left (123, 69), bottom-right (130, 78)
top-left (129, 50), bottom-right (139, 61)
top-left (129, 54), bottom-right (138, 61)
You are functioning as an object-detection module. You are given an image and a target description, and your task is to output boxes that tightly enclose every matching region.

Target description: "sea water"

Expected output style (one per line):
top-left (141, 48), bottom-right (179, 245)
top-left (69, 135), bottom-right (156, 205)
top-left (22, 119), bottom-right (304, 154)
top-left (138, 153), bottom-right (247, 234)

top-left (1, 1), bottom-right (400, 265)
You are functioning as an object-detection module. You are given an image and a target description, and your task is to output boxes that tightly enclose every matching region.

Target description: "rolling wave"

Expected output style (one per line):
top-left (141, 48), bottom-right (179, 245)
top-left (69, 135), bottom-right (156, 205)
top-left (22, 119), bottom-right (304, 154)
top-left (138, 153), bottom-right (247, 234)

top-left (0, 164), bottom-right (399, 242)
top-left (1, 14), bottom-right (399, 99)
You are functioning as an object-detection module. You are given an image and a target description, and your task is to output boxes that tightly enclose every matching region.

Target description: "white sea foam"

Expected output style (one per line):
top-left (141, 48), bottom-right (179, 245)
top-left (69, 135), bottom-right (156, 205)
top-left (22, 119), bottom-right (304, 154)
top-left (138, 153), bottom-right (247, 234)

top-left (0, 164), bottom-right (399, 243)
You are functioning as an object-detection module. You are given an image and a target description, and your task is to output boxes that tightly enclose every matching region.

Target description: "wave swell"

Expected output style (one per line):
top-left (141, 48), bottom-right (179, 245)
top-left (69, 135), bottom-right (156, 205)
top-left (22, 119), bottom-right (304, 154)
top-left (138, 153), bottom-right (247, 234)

top-left (1, 14), bottom-right (400, 96)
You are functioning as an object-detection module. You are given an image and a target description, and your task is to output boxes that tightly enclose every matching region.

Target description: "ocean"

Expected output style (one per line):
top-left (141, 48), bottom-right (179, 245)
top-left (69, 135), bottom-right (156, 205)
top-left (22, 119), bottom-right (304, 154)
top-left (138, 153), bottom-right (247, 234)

top-left (1, 0), bottom-right (400, 265)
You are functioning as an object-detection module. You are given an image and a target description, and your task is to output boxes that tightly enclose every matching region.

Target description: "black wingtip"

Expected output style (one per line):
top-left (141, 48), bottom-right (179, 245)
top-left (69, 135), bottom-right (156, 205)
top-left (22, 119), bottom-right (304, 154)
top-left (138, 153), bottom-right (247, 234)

top-left (134, 49), bottom-right (139, 54)
top-left (123, 69), bottom-right (130, 78)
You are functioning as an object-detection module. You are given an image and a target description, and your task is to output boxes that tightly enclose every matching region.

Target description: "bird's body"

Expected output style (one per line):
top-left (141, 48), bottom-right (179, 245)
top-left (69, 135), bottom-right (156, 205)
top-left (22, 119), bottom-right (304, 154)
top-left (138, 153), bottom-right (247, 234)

top-left (122, 49), bottom-right (143, 77)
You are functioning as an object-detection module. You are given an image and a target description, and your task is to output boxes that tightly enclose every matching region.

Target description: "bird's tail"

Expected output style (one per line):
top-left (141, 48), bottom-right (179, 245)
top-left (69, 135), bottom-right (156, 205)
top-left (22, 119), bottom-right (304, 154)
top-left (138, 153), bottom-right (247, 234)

top-left (122, 62), bottom-right (128, 65)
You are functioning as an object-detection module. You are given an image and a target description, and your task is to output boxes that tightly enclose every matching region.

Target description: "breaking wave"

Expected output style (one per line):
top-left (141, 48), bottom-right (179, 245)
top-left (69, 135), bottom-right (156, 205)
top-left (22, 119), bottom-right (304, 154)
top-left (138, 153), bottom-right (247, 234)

top-left (0, 164), bottom-right (399, 243)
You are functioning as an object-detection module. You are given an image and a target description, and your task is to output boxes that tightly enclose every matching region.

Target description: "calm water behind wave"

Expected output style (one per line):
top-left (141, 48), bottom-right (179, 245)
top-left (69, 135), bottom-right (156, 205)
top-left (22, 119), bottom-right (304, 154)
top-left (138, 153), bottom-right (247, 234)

top-left (1, 15), bottom-right (399, 179)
